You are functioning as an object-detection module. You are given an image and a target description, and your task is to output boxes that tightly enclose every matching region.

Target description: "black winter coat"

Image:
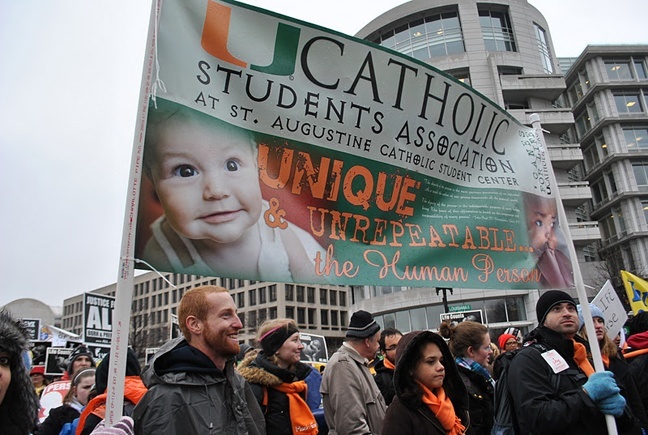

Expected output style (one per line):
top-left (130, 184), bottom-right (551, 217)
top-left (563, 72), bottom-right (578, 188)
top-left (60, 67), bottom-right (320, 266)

top-left (373, 359), bottom-right (396, 406)
top-left (36, 404), bottom-right (80, 435)
top-left (508, 327), bottom-right (638, 435)
top-left (457, 366), bottom-right (494, 435)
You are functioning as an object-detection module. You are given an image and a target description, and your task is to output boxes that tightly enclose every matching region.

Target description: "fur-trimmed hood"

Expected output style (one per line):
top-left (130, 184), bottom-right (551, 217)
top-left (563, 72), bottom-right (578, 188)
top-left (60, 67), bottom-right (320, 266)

top-left (236, 349), bottom-right (312, 386)
top-left (0, 310), bottom-right (40, 434)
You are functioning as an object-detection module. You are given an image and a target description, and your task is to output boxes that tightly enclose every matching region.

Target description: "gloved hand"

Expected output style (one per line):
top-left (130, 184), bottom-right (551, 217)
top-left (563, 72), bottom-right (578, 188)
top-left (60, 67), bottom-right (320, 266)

top-left (582, 371), bottom-right (620, 402)
top-left (598, 392), bottom-right (626, 417)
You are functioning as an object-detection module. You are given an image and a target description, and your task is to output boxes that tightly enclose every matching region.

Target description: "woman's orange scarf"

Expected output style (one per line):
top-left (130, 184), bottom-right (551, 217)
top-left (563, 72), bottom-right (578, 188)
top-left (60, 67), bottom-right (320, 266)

top-left (572, 340), bottom-right (595, 376)
top-left (417, 381), bottom-right (466, 435)
top-left (272, 380), bottom-right (318, 435)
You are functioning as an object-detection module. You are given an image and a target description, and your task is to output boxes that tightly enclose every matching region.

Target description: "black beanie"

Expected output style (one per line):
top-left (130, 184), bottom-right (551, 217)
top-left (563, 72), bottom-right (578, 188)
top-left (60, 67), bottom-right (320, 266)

top-left (536, 290), bottom-right (576, 325)
top-left (346, 310), bottom-right (380, 338)
top-left (95, 347), bottom-right (141, 394)
top-left (66, 345), bottom-right (95, 375)
top-left (259, 324), bottom-right (300, 355)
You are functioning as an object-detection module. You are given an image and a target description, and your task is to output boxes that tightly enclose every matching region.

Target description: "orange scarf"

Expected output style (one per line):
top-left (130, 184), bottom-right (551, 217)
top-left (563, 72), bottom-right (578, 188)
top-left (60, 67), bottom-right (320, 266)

top-left (572, 340), bottom-right (595, 377)
top-left (417, 381), bottom-right (466, 435)
top-left (383, 357), bottom-right (395, 370)
top-left (272, 380), bottom-right (318, 435)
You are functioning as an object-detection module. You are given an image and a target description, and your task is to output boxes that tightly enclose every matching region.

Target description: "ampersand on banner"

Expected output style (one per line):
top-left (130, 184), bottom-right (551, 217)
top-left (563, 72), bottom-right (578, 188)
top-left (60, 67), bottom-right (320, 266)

top-left (265, 198), bottom-right (288, 229)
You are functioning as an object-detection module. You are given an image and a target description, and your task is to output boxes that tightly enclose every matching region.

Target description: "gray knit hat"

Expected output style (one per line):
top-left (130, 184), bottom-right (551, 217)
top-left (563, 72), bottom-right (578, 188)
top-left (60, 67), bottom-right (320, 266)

top-left (346, 310), bottom-right (380, 338)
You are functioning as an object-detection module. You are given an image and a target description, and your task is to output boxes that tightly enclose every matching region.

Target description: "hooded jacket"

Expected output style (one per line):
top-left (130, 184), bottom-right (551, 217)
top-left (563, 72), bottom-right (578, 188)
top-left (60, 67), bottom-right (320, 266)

top-left (508, 326), bottom-right (638, 435)
top-left (383, 331), bottom-right (470, 435)
top-left (237, 350), bottom-right (321, 434)
top-left (0, 310), bottom-right (40, 435)
top-left (132, 337), bottom-right (266, 435)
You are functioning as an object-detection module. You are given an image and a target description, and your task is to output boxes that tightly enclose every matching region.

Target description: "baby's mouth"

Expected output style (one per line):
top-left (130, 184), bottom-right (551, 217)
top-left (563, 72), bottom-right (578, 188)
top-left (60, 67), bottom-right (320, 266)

top-left (200, 210), bottom-right (240, 224)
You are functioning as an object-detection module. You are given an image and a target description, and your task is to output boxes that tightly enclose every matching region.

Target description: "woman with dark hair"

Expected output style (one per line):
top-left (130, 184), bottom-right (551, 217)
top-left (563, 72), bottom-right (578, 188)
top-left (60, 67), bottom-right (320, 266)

top-left (38, 367), bottom-right (96, 435)
top-left (237, 318), bottom-right (321, 435)
top-left (383, 330), bottom-right (469, 435)
top-left (0, 310), bottom-right (40, 435)
top-left (439, 321), bottom-right (494, 435)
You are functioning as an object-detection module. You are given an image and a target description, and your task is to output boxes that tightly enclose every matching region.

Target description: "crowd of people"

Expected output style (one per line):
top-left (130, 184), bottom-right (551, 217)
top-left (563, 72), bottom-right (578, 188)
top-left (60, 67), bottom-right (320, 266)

top-left (3, 286), bottom-right (648, 435)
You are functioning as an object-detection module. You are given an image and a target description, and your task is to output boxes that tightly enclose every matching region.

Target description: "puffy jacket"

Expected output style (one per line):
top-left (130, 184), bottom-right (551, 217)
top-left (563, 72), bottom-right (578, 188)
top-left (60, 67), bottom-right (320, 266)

top-left (237, 350), bottom-right (321, 434)
top-left (508, 327), bottom-right (637, 435)
top-left (133, 337), bottom-right (265, 435)
top-left (76, 376), bottom-right (148, 435)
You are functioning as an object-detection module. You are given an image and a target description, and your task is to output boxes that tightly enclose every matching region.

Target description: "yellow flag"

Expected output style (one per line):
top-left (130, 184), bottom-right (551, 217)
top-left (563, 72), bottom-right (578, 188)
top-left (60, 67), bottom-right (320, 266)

top-left (621, 270), bottom-right (648, 314)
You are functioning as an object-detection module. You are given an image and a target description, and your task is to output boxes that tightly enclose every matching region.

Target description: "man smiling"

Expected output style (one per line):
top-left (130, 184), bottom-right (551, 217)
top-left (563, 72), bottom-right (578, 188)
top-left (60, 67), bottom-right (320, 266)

top-left (134, 286), bottom-right (265, 435)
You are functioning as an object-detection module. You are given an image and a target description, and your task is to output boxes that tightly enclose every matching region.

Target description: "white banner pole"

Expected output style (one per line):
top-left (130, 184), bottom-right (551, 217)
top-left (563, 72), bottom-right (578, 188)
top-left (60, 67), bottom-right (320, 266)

top-left (530, 113), bottom-right (617, 435)
top-left (105, 0), bottom-right (157, 426)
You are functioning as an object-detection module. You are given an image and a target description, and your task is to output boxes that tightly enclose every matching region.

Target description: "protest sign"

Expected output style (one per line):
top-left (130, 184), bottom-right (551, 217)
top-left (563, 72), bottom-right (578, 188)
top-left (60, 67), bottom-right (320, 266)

top-left (299, 333), bottom-right (328, 363)
top-left (592, 280), bottom-right (628, 341)
top-left (440, 309), bottom-right (484, 325)
top-left (622, 270), bottom-right (648, 314)
top-left (44, 347), bottom-right (73, 376)
top-left (38, 380), bottom-right (70, 423)
top-left (132, 0), bottom-right (570, 291)
top-left (22, 318), bottom-right (41, 341)
top-left (84, 292), bottom-right (115, 346)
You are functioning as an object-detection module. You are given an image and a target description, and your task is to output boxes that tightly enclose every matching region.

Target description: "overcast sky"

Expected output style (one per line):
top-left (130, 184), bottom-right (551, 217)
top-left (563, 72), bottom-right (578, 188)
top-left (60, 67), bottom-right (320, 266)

top-left (1, 0), bottom-right (646, 309)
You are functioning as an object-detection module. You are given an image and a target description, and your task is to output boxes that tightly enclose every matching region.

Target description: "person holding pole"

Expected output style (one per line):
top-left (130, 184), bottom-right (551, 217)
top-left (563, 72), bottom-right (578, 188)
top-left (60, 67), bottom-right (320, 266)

top-left (132, 286), bottom-right (265, 435)
top-left (506, 290), bottom-right (637, 434)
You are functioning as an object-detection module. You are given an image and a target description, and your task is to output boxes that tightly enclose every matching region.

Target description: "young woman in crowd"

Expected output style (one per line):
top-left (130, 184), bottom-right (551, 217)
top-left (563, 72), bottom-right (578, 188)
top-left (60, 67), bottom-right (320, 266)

top-left (439, 321), bottom-right (494, 435)
top-left (37, 367), bottom-right (96, 435)
top-left (383, 330), bottom-right (469, 434)
top-left (0, 310), bottom-right (40, 435)
top-left (237, 318), bottom-right (321, 435)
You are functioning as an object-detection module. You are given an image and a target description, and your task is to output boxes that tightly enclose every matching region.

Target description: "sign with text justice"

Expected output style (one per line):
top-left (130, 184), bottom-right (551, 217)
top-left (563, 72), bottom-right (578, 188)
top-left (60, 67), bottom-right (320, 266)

top-left (134, 0), bottom-right (572, 290)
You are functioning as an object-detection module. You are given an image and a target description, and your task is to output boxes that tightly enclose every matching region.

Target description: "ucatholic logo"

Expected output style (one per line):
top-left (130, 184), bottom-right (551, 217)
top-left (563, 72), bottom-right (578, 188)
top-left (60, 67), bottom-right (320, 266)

top-left (201, 1), bottom-right (301, 76)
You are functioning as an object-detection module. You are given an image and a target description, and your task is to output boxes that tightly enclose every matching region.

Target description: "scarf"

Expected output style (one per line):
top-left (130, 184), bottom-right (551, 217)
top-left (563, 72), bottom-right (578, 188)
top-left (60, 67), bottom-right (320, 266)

top-left (572, 340), bottom-right (595, 377)
top-left (383, 357), bottom-right (395, 370)
top-left (417, 381), bottom-right (466, 435)
top-left (455, 357), bottom-right (495, 388)
top-left (272, 380), bottom-right (318, 435)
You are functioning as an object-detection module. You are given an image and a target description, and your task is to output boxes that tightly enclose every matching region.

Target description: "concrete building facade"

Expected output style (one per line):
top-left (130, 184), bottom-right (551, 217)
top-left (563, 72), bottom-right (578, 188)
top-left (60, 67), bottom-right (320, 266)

top-left (349, 0), bottom-right (602, 338)
top-left (563, 45), bottom-right (648, 286)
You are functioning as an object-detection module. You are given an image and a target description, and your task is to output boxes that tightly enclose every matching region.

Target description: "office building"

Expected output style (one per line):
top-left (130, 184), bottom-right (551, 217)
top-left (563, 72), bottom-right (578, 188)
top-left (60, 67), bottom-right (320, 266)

top-left (563, 45), bottom-right (648, 286)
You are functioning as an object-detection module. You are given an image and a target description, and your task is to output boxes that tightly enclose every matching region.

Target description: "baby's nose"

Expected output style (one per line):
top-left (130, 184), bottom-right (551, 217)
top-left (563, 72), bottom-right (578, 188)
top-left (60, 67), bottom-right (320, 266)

top-left (203, 173), bottom-right (229, 199)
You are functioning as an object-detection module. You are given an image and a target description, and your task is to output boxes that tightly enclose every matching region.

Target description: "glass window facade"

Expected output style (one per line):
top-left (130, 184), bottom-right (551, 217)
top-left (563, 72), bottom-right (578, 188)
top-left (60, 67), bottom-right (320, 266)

top-left (633, 162), bottom-right (648, 187)
top-left (479, 8), bottom-right (516, 52)
top-left (534, 23), bottom-right (553, 74)
top-left (614, 92), bottom-right (643, 114)
top-left (624, 126), bottom-right (648, 150)
top-left (375, 11), bottom-right (465, 59)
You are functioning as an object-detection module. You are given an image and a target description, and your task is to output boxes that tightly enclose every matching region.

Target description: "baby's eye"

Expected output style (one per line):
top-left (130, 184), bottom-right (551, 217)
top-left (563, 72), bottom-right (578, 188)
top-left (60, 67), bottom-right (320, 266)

top-left (226, 159), bottom-right (240, 172)
top-left (173, 165), bottom-right (198, 178)
top-left (534, 219), bottom-right (543, 227)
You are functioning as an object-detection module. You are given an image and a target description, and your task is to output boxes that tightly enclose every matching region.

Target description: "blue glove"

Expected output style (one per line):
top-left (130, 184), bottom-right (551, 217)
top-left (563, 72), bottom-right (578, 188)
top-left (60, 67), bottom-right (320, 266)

top-left (582, 371), bottom-right (620, 402)
top-left (598, 392), bottom-right (626, 417)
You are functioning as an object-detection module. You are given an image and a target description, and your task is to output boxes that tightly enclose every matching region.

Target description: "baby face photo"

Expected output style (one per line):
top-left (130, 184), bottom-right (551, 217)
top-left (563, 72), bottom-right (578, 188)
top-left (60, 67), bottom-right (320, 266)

top-left (137, 98), bottom-right (328, 284)
top-left (145, 106), bottom-right (262, 245)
